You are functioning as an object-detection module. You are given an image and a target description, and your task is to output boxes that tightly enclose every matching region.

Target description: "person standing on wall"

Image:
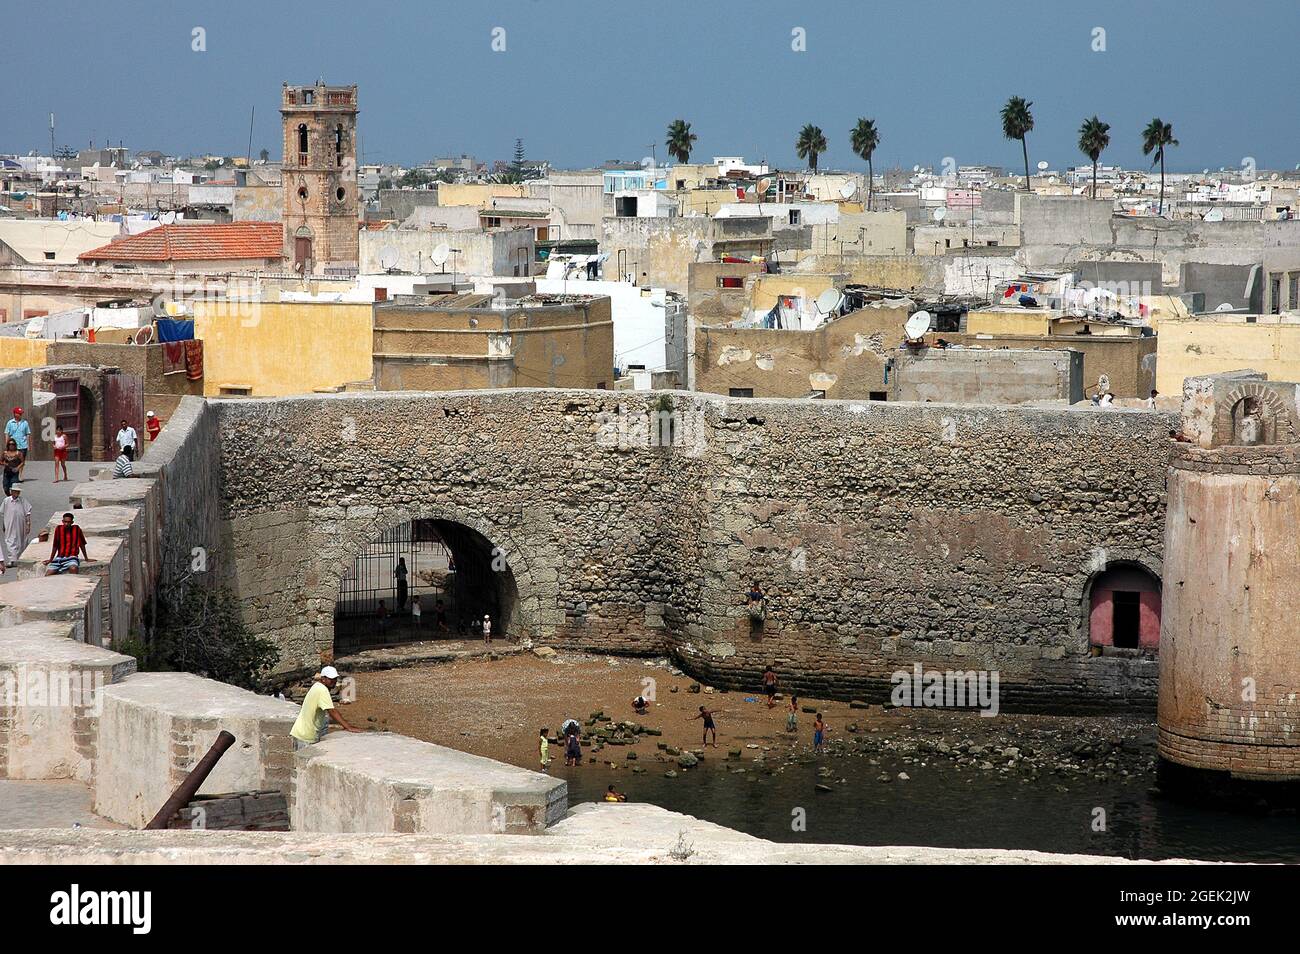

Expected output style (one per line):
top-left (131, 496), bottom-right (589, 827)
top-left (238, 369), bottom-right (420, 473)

top-left (4, 408), bottom-right (29, 481)
top-left (114, 418), bottom-right (139, 460)
top-left (145, 410), bottom-right (161, 443)
top-left (394, 557), bottom-right (408, 611)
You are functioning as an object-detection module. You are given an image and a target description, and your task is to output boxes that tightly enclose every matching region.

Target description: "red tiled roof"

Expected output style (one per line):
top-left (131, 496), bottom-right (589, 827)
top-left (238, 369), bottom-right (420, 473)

top-left (78, 222), bottom-right (283, 263)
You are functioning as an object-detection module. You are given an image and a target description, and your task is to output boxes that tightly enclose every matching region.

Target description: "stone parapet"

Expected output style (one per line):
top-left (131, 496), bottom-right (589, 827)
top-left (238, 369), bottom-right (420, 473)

top-left (0, 622), bottom-right (136, 782)
top-left (291, 731), bottom-right (567, 835)
top-left (94, 672), bottom-right (299, 828)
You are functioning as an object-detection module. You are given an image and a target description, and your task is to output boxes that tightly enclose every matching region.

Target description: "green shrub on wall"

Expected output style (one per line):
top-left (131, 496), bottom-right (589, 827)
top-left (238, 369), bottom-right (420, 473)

top-left (120, 563), bottom-right (279, 691)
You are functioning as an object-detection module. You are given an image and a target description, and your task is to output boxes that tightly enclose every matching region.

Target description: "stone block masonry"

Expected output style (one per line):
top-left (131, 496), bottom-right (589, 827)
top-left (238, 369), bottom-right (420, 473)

top-left (291, 732), bottom-right (567, 834)
top-left (0, 575), bottom-right (104, 646)
top-left (0, 621), bottom-right (136, 782)
top-left (93, 672), bottom-right (299, 828)
top-left (214, 390), bottom-right (1174, 711)
top-left (16, 536), bottom-right (128, 644)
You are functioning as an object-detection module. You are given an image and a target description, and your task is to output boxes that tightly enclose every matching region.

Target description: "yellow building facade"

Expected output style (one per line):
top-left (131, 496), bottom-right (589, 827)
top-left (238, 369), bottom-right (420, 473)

top-left (1156, 315), bottom-right (1300, 394)
top-left (192, 300), bottom-right (374, 397)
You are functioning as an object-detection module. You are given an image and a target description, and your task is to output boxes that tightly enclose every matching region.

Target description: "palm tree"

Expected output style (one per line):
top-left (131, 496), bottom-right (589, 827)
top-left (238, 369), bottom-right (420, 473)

top-left (1141, 118), bottom-right (1179, 215)
top-left (1077, 116), bottom-right (1111, 200)
top-left (665, 119), bottom-right (697, 165)
top-left (795, 124), bottom-right (828, 172)
top-left (1000, 96), bottom-right (1035, 191)
top-left (850, 118), bottom-right (881, 211)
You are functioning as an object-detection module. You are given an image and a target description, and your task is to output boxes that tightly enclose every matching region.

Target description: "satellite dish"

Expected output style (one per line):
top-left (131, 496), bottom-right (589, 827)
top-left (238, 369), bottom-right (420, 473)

top-left (904, 310), bottom-right (931, 341)
top-left (932, 207), bottom-right (947, 222)
top-left (430, 243), bottom-right (450, 267)
top-left (159, 211), bottom-right (176, 225)
top-left (839, 181), bottom-right (857, 199)
top-left (757, 177), bottom-right (772, 195)
top-left (744, 184), bottom-right (756, 195)
top-left (1202, 169), bottom-right (1210, 175)
top-left (134, 325), bottom-right (154, 345)
top-left (912, 165), bottom-right (921, 173)
top-left (1037, 161), bottom-right (1049, 171)
top-left (1204, 208), bottom-right (1224, 222)
top-left (378, 245), bottom-right (399, 271)
top-left (1214, 302), bottom-right (1234, 312)
top-left (815, 288), bottom-right (845, 315)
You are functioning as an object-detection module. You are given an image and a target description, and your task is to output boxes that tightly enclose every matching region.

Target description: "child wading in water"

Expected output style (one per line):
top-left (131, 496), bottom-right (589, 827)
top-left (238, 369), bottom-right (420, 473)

top-left (564, 730), bottom-right (582, 767)
top-left (691, 706), bottom-right (720, 747)
top-left (539, 728), bottom-right (551, 771)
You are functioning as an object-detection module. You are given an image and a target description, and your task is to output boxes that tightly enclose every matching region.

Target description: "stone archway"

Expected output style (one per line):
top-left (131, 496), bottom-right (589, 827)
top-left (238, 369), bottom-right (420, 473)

top-left (1218, 382), bottom-right (1297, 446)
top-left (315, 504), bottom-right (546, 661)
top-left (1082, 559), bottom-right (1162, 651)
top-left (1064, 548), bottom-right (1163, 653)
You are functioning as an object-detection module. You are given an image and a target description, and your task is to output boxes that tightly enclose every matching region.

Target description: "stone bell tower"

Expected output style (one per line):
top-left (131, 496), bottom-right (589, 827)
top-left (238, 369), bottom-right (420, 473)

top-left (1158, 371), bottom-right (1300, 806)
top-left (281, 82), bottom-right (359, 273)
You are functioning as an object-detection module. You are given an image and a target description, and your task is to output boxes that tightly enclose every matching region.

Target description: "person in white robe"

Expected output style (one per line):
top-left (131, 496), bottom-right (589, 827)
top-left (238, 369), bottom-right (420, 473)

top-left (1, 485), bottom-right (32, 568)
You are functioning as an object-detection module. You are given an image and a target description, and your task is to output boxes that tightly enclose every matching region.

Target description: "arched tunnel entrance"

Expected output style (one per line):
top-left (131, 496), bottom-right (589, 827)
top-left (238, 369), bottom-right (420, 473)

top-left (333, 518), bottom-right (520, 655)
top-left (1087, 563), bottom-right (1161, 652)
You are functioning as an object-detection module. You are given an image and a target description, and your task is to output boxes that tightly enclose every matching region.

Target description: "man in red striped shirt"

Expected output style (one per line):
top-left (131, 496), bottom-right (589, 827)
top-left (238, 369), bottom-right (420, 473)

top-left (44, 512), bottom-right (91, 575)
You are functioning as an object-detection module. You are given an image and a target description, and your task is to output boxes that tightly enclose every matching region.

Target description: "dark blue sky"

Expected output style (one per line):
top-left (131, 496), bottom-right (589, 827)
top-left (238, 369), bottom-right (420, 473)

top-left (4, 0), bottom-right (1297, 173)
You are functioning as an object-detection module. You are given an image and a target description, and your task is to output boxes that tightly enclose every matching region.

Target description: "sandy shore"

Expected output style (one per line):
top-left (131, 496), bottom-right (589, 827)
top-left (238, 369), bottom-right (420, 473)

top-left (332, 650), bottom-right (1151, 775)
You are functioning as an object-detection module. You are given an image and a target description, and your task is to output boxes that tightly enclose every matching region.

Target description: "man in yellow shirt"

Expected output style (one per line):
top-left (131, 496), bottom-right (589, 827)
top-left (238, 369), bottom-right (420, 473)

top-left (290, 666), bottom-right (361, 749)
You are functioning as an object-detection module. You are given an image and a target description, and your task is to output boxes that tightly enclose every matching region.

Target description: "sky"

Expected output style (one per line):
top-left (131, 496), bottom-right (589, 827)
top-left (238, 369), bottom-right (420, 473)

top-left (3, 0), bottom-right (1298, 174)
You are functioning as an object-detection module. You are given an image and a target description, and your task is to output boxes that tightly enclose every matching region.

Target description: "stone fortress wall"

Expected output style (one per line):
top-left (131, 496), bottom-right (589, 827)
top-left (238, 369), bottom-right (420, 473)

top-left (214, 390), bottom-right (1176, 711)
top-left (7, 381), bottom-right (1290, 860)
top-left (8, 389), bottom-right (1163, 861)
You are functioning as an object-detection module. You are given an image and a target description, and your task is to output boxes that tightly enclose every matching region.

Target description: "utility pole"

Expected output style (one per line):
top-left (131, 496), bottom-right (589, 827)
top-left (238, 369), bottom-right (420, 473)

top-left (49, 112), bottom-right (57, 217)
top-left (245, 105), bottom-right (255, 169)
